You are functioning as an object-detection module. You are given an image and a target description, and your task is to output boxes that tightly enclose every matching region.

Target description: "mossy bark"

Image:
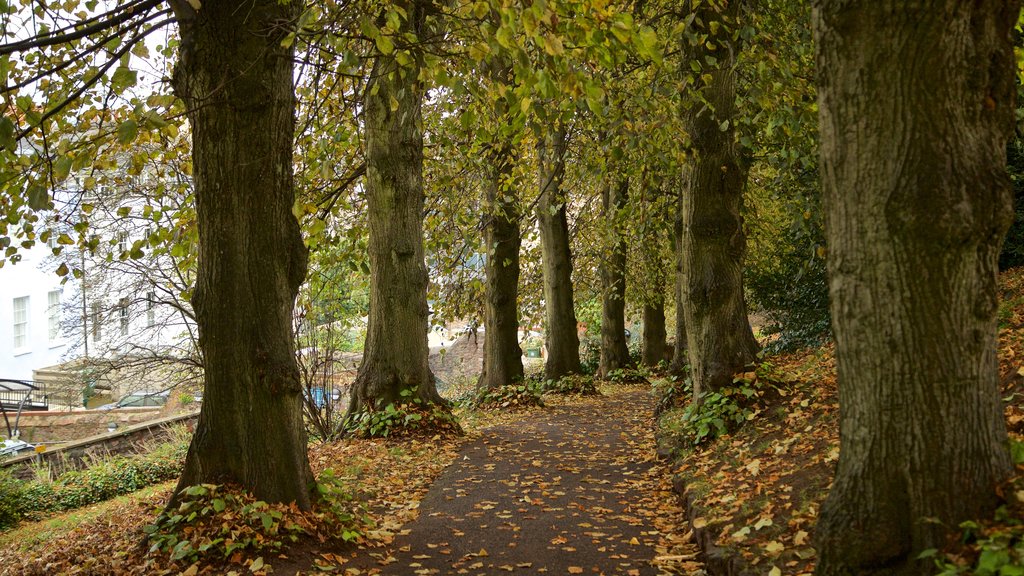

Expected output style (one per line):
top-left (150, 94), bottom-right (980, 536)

top-left (168, 0), bottom-right (313, 508)
top-left (813, 1), bottom-right (1019, 573)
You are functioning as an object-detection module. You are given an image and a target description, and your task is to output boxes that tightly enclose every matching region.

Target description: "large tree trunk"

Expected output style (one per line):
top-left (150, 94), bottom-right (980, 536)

top-left (168, 0), bottom-right (313, 508)
top-left (679, 0), bottom-right (759, 398)
top-left (349, 1), bottom-right (445, 416)
top-left (642, 303), bottom-right (666, 368)
top-left (599, 177), bottom-right (632, 377)
top-left (813, 2), bottom-right (1019, 573)
top-left (536, 128), bottom-right (582, 380)
top-left (478, 146), bottom-right (524, 390)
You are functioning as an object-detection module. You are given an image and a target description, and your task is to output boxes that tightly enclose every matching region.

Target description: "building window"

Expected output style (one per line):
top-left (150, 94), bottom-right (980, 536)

top-left (117, 232), bottom-right (127, 254)
top-left (146, 292), bottom-right (155, 327)
top-left (92, 302), bottom-right (102, 342)
top-left (47, 290), bottom-right (61, 342)
top-left (12, 296), bottom-right (28, 349)
top-left (119, 297), bottom-right (129, 337)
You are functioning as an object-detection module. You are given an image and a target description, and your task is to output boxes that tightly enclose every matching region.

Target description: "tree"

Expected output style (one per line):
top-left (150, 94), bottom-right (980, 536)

top-left (678, 0), bottom-right (759, 396)
top-left (347, 0), bottom-right (448, 419)
top-left (812, 1), bottom-right (1020, 573)
top-left (669, 187), bottom-right (688, 375)
top-left (598, 174), bottom-right (632, 376)
top-left (536, 126), bottom-right (583, 380)
top-left (478, 140), bottom-right (525, 390)
top-left (477, 54), bottom-right (526, 391)
top-left (0, 0), bottom-right (315, 508)
top-left (166, 0), bottom-right (314, 508)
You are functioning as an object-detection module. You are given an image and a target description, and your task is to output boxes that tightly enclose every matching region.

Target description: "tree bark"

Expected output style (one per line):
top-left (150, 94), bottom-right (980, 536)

top-left (640, 188), bottom-right (669, 368)
top-left (669, 191), bottom-right (688, 375)
top-left (536, 127), bottom-right (582, 380)
top-left (679, 0), bottom-right (759, 397)
top-left (813, 2), bottom-right (1019, 573)
top-left (168, 0), bottom-right (313, 508)
top-left (478, 146), bottom-right (524, 390)
top-left (349, 0), bottom-right (445, 416)
top-left (599, 177), bottom-right (632, 376)
top-left (642, 303), bottom-right (666, 368)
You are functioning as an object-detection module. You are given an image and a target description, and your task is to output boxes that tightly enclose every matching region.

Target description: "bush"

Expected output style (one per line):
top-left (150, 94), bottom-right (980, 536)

top-left (542, 374), bottom-right (601, 396)
top-left (1000, 136), bottom-right (1024, 270)
top-left (652, 373), bottom-right (688, 417)
top-left (473, 383), bottom-right (544, 410)
top-left (606, 367), bottom-right (649, 385)
top-left (345, 390), bottom-right (462, 438)
top-left (0, 432), bottom-right (189, 529)
top-left (147, 476), bottom-right (364, 569)
top-left (579, 336), bottom-right (601, 375)
top-left (745, 168), bottom-right (832, 352)
top-left (746, 230), bottom-right (831, 353)
top-left (0, 468), bottom-right (23, 530)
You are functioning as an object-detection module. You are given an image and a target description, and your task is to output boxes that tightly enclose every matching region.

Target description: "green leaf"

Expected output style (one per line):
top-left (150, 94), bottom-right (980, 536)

top-left (117, 119), bottom-right (138, 145)
top-left (53, 156), bottom-right (73, 182)
top-left (27, 185), bottom-right (48, 211)
top-left (0, 116), bottom-right (14, 151)
top-left (110, 66), bottom-right (137, 93)
top-left (56, 262), bottom-right (69, 277)
top-left (212, 498), bottom-right (226, 513)
top-left (375, 35), bottom-right (394, 55)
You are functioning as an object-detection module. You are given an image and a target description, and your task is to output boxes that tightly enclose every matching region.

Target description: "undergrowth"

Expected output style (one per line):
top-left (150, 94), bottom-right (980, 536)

top-left (146, 469), bottom-right (364, 571)
top-left (542, 374), bottom-right (601, 396)
top-left (345, 390), bottom-right (462, 438)
top-left (658, 361), bottom-right (789, 449)
top-left (0, 431), bottom-right (189, 530)
top-left (472, 382), bottom-right (545, 410)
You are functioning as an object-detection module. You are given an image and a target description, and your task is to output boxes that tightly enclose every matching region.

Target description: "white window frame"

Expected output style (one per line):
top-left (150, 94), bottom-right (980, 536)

top-left (92, 302), bottom-right (103, 342)
top-left (146, 291), bottom-right (155, 328)
top-left (119, 297), bottom-right (129, 337)
top-left (13, 296), bottom-right (29, 352)
top-left (47, 290), bottom-right (61, 344)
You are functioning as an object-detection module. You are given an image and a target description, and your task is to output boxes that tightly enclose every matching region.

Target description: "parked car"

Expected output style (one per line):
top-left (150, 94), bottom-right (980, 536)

top-left (97, 390), bottom-right (170, 410)
top-left (0, 439), bottom-right (34, 457)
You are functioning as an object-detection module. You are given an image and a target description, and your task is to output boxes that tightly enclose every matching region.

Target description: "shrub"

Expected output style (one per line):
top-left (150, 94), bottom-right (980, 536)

top-left (1, 430), bottom-right (190, 528)
top-left (652, 373), bottom-right (688, 417)
top-left (1000, 135), bottom-right (1024, 270)
top-left (542, 374), bottom-right (601, 396)
top-left (579, 336), bottom-right (601, 375)
top-left (0, 468), bottom-right (23, 530)
top-left (606, 367), bottom-right (649, 385)
top-left (146, 476), bottom-right (364, 569)
top-left (345, 390), bottom-right (461, 438)
top-left (745, 169), bottom-right (832, 352)
top-left (473, 382), bottom-right (544, 410)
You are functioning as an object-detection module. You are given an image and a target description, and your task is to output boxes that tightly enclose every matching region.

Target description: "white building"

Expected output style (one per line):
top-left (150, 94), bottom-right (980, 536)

top-left (0, 181), bottom-right (199, 408)
top-left (0, 239), bottom-right (71, 381)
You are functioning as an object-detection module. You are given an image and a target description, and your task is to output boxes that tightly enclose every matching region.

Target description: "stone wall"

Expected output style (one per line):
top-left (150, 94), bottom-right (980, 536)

top-left (3, 408), bottom-right (164, 443)
top-left (1, 412), bottom-right (197, 480)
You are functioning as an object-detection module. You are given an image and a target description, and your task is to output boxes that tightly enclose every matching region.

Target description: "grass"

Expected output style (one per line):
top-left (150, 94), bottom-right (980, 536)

top-left (0, 481), bottom-right (174, 553)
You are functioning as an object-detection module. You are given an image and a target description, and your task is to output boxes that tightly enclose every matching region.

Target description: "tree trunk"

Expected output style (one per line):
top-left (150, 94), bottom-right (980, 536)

top-left (640, 189), bottom-right (669, 369)
top-left (813, 2), bottom-right (1019, 573)
top-left (168, 0), bottom-right (313, 508)
top-left (478, 146), bottom-right (524, 390)
top-left (349, 1), bottom-right (445, 416)
top-left (669, 193), bottom-right (688, 375)
top-left (599, 177), bottom-right (632, 377)
top-left (642, 303), bottom-right (666, 368)
top-left (679, 0), bottom-right (759, 398)
top-left (536, 127), bottom-right (582, 380)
